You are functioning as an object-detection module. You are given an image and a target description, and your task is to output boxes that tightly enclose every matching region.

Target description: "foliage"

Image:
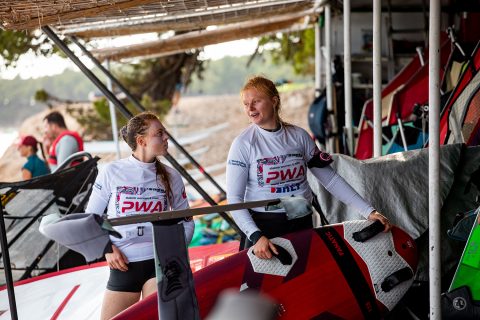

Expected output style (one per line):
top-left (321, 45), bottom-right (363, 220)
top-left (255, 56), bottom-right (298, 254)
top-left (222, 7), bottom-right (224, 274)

top-left (186, 55), bottom-right (312, 95)
top-left (257, 28), bottom-right (316, 76)
top-left (0, 30), bottom-right (58, 68)
top-left (0, 68), bottom-right (103, 127)
top-left (113, 52), bottom-right (202, 102)
top-left (34, 89), bottom-right (49, 103)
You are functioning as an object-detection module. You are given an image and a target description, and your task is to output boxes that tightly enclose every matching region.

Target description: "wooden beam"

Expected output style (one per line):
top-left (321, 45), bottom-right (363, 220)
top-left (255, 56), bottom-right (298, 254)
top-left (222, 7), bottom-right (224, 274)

top-left (64, 2), bottom-right (312, 38)
top-left (67, 6), bottom-right (307, 38)
top-left (92, 12), bottom-right (310, 61)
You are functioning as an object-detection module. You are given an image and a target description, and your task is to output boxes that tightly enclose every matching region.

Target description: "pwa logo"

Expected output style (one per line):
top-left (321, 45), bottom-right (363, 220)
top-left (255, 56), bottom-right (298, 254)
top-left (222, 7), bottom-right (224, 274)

top-left (122, 201), bottom-right (163, 213)
top-left (265, 165), bottom-right (305, 184)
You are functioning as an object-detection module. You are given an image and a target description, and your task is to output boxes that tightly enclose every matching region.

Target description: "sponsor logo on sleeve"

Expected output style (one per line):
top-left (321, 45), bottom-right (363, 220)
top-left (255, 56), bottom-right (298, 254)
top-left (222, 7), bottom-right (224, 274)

top-left (228, 159), bottom-right (247, 168)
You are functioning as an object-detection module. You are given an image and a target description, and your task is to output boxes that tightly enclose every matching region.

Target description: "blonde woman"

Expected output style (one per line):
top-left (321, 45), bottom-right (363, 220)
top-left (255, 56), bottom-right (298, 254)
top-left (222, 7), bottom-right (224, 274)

top-left (226, 76), bottom-right (390, 259)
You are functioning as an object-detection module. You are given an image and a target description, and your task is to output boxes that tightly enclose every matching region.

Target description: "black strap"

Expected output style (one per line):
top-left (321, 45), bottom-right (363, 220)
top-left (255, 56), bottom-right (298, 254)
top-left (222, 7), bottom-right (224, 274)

top-left (381, 267), bottom-right (414, 292)
top-left (316, 227), bottom-right (381, 319)
top-left (352, 220), bottom-right (384, 242)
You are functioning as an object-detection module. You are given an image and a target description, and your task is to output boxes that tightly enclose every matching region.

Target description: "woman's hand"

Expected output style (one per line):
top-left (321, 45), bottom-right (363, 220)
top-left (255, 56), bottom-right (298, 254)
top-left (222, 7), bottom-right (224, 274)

top-left (367, 211), bottom-right (392, 232)
top-left (253, 236), bottom-right (279, 259)
top-left (105, 244), bottom-right (129, 271)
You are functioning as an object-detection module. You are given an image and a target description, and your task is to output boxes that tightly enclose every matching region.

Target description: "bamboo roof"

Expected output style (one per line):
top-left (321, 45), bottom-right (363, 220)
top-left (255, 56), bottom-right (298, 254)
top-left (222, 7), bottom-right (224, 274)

top-left (92, 11), bottom-right (312, 61)
top-left (0, 0), bottom-right (323, 61)
top-left (1, 1), bottom-right (318, 34)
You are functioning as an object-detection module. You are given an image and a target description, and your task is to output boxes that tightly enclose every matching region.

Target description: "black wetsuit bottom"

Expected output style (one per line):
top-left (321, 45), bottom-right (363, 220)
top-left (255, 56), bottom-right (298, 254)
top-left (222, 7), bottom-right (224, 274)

top-left (106, 258), bottom-right (156, 292)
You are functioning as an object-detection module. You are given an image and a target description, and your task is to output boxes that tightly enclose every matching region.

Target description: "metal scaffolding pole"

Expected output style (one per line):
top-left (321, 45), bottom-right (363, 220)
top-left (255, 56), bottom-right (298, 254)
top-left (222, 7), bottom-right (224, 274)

top-left (105, 59), bottom-right (122, 160)
top-left (344, 0), bottom-right (354, 155)
top-left (373, 0), bottom-right (383, 157)
top-left (69, 36), bottom-right (227, 199)
top-left (324, 4), bottom-right (336, 153)
top-left (428, 0), bottom-right (442, 318)
top-left (315, 18), bottom-right (323, 97)
top-left (42, 26), bottom-right (239, 234)
top-left (0, 202), bottom-right (18, 320)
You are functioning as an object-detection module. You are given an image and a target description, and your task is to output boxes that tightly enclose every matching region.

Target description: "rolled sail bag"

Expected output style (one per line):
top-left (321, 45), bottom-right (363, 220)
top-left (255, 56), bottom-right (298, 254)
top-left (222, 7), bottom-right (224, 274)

top-left (39, 212), bottom-right (121, 262)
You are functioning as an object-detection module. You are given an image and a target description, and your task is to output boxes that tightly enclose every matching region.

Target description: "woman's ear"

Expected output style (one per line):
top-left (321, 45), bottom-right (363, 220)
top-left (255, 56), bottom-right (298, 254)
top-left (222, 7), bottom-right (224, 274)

top-left (136, 135), bottom-right (146, 147)
top-left (272, 96), bottom-right (279, 109)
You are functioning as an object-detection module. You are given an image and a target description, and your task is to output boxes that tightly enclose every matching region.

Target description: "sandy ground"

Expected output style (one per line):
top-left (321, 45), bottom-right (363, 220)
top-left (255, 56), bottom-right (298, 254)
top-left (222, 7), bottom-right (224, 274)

top-left (0, 88), bottom-right (315, 183)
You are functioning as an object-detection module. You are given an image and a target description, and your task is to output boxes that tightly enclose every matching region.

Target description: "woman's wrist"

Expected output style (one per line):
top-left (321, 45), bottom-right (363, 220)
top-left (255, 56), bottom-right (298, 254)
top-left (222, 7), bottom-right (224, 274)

top-left (249, 231), bottom-right (263, 244)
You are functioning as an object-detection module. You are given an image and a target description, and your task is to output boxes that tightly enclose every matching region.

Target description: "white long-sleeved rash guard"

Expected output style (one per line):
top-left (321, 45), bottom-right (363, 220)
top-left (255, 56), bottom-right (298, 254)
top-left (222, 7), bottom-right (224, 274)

top-left (226, 124), bottom-right (374, 239)
top-left (85, 155), bottom-right (194, 262)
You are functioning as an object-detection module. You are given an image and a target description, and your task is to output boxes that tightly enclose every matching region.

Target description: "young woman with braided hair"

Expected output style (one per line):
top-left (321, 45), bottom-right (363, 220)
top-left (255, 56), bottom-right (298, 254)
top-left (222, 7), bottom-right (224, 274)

top-left (85, 111), bottom-right (194, 319)
top-left (226, 76), bottom-right (391, 260)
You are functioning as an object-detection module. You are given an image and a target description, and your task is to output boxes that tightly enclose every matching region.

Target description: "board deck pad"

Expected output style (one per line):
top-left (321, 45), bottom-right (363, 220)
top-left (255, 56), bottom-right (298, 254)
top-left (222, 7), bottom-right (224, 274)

top-left (114, 220), bottom-right (418, 320)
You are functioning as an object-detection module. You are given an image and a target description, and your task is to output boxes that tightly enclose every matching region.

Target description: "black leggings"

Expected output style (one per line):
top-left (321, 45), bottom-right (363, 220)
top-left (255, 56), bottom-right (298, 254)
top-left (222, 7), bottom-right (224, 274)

top-left (244, 211), bottom-right (313, 248)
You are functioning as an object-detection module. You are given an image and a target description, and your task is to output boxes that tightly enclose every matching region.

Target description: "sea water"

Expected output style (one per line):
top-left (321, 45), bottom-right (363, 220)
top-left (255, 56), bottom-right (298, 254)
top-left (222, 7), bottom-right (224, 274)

top-left (0, 128), bottom-right (18, 158)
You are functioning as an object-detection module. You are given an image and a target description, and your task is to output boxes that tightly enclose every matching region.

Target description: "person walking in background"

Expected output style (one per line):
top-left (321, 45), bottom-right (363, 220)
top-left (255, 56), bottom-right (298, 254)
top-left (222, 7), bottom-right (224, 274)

top-left (17, 135), bottom-right (50, 180)
top-left (43, 111), bottom-right (84, 172)
top-left (226, 75), bottom-right (391, 259)
top-left (85, 111), bottom-right (194, 320)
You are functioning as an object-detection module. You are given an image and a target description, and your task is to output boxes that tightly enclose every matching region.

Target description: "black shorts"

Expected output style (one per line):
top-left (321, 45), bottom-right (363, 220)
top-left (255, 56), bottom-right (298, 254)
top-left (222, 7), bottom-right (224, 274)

top-left (106, 259), bottom-right (156, 292)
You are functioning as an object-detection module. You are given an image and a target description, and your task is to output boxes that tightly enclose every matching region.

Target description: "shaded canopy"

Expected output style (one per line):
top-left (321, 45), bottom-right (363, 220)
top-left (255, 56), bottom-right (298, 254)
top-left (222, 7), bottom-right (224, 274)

top-left (0, 0), bottom-right (462, 61)
top-left (0, 1), bottom-right (324, 61)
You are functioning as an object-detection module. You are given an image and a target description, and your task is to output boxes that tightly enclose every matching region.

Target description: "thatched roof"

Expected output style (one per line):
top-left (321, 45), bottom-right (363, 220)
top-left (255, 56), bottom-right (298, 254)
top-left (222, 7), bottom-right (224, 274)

top-left (0, 0), bottom-right (324, 60)
top-left (92, 11), bottom-right (313, 61)
top-left (1, 1), bottom-right (319, 32)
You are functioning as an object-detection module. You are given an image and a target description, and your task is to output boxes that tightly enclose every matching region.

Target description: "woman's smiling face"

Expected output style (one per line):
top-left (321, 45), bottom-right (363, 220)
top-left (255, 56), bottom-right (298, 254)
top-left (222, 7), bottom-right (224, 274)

top-left (242, 88), bottom-right (278, 130)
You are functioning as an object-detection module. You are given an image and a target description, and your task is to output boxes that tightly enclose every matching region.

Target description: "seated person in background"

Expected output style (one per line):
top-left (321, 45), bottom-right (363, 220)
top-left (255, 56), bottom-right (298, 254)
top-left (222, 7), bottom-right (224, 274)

top-left (43, 111), bottom-right (84, 171)
top-left (17, 135), bottom-right (50, 180)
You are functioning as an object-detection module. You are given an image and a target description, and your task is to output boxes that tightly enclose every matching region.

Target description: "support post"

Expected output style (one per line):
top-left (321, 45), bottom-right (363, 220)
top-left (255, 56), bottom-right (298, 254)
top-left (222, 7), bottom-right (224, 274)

top-left (344, 0), bottom-right (354, 155)
top-left (373, 0), bottom-right (383, 157)
top-left (0, 202), bottom-right (18, 320)
top-left (428, 0), bottom-right (442, 318)
top-left (315, 17), bottom-right (323, 97)
top-left (324, 5), bottom-right (336, 153)
top-left (105, 59), bottom-right (122, 160)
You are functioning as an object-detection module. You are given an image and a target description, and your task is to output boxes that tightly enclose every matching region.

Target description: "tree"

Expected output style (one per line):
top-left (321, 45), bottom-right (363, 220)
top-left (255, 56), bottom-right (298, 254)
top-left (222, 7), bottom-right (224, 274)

top-left (0, 30), bottom-right (58, 68)
top-left (255, 26), bottom-right (317, 76)
top-left (113, 52), bottom-right (203, 102)
top-left (34, 89), bottom-right (87, 109)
